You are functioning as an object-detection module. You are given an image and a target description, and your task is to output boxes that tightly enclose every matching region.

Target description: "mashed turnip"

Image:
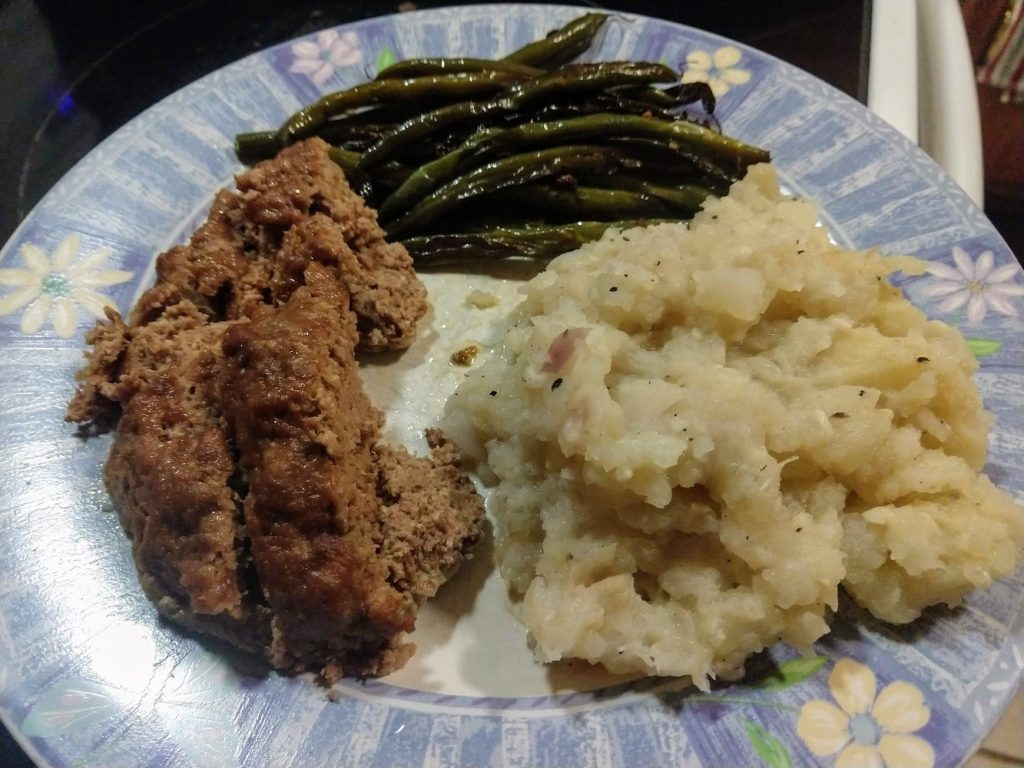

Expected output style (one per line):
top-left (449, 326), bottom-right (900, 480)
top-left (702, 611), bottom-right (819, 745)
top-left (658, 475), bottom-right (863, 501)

top-left (444, 165), bottom-right (1023, 689)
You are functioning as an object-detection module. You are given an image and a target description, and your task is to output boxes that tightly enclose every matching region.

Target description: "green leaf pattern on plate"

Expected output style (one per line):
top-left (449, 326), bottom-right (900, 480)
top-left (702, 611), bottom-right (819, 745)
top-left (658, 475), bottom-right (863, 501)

top-left (745, 720), bottom-right (794, 768)
top-left (967, 338), bottom-right (1002, 357)
top-left (755, 655), bottom-right (829, 692)
top-left (375, 47), bottom-right (397, 74)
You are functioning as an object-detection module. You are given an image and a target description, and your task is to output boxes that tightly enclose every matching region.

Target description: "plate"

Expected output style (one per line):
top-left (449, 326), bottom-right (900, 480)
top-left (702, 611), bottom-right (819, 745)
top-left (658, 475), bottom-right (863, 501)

top-left (1, 5), bottom-right (1022, 767)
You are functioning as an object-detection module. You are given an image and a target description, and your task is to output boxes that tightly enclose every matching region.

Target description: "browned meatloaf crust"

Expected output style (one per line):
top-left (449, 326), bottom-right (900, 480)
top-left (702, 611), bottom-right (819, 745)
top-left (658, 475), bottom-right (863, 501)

top-left (66, 139), bottom-right (483, 680)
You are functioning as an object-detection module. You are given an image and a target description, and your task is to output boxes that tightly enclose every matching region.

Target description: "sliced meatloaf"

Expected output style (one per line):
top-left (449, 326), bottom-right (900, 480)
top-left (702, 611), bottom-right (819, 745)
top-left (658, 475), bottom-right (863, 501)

top-left (67, 140), bottom-right (482, 680)
top-left (224, 266), bottom-right (409, 676)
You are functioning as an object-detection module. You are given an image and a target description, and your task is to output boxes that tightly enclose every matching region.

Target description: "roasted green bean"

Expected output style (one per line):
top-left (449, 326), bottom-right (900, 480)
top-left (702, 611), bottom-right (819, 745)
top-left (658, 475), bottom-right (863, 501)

top-left (278, 71), bottom-right (527, 146)
top-left (603, 136), bottom-right (752, 183)
top-left (356, 100), bottom-right (507, 171)
top-left (358, 62), bottom-right (679, 171)
top-left (402, 219), bottom-right (663, 264)
top-left (326, 147), bottom-right (412, 199)
top-left (386, 145), bottom-right (630, 238)
top-left (235, 130), bottom-right (281, 164)
top-left (235, 12), bottom-right (772, 265)
top-left (376, 57), bottom-right (544, 79)
top-left (503, 62), bottom-right (679, 109)
top-left (575, 176), bottom-right (712, 213)
top-left (377, 113), bottom-right (764, 220)
top-left (481, 183), bottom-right (671, 220)
top-left (502, 13), bottom-right (609, 68)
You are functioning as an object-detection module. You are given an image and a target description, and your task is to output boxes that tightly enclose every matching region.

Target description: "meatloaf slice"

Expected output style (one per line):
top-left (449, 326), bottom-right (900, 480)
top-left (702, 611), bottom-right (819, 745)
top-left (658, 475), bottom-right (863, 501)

top-left (131, 189), bottom-right (251, 326)
top-left (96, 302), bottom-right (271, 653)
top-left (69, 138), bottom-right (425, 427)
top-left (68, 140), bottom-right (481, 680)
top-left (234, 138), bottom-right (427, 350)
top-left (374, 431), bottom-right (487, 603)
top-left (221, 265), bottom-right (482, 679)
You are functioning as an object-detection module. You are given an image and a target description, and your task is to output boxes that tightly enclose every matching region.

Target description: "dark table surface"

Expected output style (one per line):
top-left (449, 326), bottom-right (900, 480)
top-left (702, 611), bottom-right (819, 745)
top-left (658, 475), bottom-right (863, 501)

top-left (0, 2), bottom-right (870, 765)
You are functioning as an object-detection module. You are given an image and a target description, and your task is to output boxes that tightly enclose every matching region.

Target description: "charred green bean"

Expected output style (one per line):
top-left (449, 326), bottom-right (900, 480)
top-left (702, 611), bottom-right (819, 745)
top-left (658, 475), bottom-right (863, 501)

top-left (503, 62), bottom-right (679, 109)
top-left (482, 183), bottom-right (676, 220)
top-left (376, 57), bottom-right (544, 79)
top-left (502, 13), bottom-right (609, 68)
top-left (358, 62), bottom-right (680, 171)
top-left (235, 130), bottom-right (281, 164)
top-left (385, 145), bottom-right (631, 237)
top-left (234, 12), bottom-right (772, 266)
top-left (377, 114), bottom-right (761, 220)
top-left (402, 219), bottom-right (665, 265)
top-left (576, 175), bottom-right (712, 212)
top-left (278, 71), bottom-right (526, 145)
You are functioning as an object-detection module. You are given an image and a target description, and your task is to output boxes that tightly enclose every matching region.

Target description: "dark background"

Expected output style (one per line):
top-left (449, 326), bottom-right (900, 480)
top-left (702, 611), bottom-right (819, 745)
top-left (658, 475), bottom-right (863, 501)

top-left (0, 1), bottom-right (1016, 766)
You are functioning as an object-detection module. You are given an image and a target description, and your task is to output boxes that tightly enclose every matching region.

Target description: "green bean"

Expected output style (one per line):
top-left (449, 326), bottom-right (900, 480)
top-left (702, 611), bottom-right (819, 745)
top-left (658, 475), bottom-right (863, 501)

top-left (322, 106), bottom-right (446, 155)
top-left (325, 147), bottom-right (370, 198)
top-left (327, 147), bottom-right (412, 200)
top-left (617, 87), bottom-right (681, 109)
top-left (466, 176), bottom-right (714, 226)
top-left (376, 58), bottom-right (544, 79)
top-left (662, 81), bottom-right (717, 113)
top-left (576, 176), bottom-right (713, 213)
top-left (327, 146), bottom-right (361, 173)
top-left (357, 100), bottom-right (507, 171)
top-left (504, 62), bottom-right (679, 108)
top-left (375, 162), bottom-right (416, 191)
top-left (503, 13), bottom-right (610, 68)
top-left (235, 130), bottom-right (281, 164)
top-left (603, 136), bottom-right (752, 185)
top-left (512, 93), bottom-right (680, 123)
top-left (480, 183), bottom-right (677, 220)
top-left (502, 112), bottom-right (759, 163)
top-left (318, 122), bottom-right (396, 151)
top-left (402, 220), bottom-right (666, 265)
top-left (385, 145), bottom-right (627, 238)
top-left (377, 113), bottom-right (761, 220)
top-left (377, 128), bottom-right (500, 221)
top-left (503, 81), bottom-right (715, 130)
top-left (277, 71), bottom-right (527, 146)
top-left (232, 12), bottom-right (774, 267)
top-left (257, 104), bottom-right (433, 157)
top-left (358, 62), bottom-right (679, 171)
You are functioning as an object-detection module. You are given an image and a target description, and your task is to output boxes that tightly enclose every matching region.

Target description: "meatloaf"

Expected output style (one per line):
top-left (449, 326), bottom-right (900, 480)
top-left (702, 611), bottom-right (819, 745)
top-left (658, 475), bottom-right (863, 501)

top-left (67, 138), bottom-right (483, 680)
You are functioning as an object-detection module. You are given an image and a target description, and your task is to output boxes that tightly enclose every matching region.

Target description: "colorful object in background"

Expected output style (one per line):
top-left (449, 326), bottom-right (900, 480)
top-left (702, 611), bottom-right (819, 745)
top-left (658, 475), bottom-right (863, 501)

top-left (977, 0), bottom-right (1024, 104)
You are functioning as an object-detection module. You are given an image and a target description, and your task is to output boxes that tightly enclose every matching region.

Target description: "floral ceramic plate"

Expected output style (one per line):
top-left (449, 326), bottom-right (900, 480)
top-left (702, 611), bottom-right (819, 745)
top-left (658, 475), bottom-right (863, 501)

top-left (0, 5), bottom-right (1022, 768)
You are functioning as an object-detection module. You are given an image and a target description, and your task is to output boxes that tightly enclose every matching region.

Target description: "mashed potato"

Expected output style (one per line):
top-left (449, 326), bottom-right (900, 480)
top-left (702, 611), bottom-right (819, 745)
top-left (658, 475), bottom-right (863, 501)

top-left (443, 165), bottom-right (1024, 688)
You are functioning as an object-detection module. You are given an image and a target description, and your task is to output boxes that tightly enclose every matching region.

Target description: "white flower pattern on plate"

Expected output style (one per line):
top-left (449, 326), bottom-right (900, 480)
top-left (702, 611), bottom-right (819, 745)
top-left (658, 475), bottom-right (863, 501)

top-left (681, 45), bottom-right (752, 97)
top-left (289, 29), bottom-right (362, 85)
top-left (922, 245), bottom-right (1024, 325)
top-left (0, 234), bottom-right (132, 338)
top-left (797, 659), bottom-right (934, 768)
